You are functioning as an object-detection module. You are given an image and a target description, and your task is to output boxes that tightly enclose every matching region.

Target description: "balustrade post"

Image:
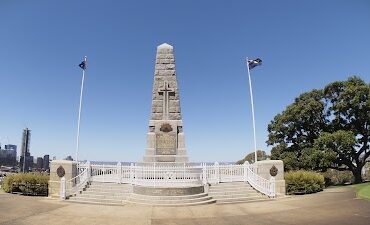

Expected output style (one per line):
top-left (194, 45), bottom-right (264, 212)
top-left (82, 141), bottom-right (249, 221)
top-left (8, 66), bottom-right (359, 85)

top-left (102, 164), bottom-right (105, 182)
top-left (214, 162), bottom-right (220, 184)
top-left (60, 177), bottom-right (66, 200)
top-left (202, 163), bottom-right (207, 185)
top-left (117, 162), bottom-right (122, 184)
top-left (243, 161), bottom-right (249, 183)
top-left (154, 162), bottom-right (156, 187)
top-left (86, 161), bottom-right (91, 183)
top-left (130, 163), bottom-right (134, 184)
top-left (269, 176), bottom-right (276, 198)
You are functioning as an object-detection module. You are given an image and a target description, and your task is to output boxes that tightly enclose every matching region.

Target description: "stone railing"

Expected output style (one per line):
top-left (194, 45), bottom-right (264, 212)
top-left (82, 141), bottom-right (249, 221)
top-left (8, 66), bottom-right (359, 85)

top-left (61, 161), bottom-right (276, 199)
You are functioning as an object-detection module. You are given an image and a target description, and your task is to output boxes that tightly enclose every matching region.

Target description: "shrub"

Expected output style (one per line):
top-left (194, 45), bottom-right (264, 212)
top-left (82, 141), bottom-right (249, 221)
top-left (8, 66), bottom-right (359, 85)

top-left (285, 170), bottom-right (325, 194)
top-left (322, 169), bottom-right (354, 186)
top-left (1, 173), bottom-right (49, 196)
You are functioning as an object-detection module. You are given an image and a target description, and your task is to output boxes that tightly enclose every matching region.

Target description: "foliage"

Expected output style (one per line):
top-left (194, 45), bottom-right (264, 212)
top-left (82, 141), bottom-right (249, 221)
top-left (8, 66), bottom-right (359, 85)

top-left (236, 150), bottom-right (269, 164)
top-left (285, 170), bottom-right (325, 194)
top-left (1, 173), bottom-right (49, 196)
top-left (268, 76), bottom-right (370, 183)
top-left (322, 169), bottom-right (354, 186)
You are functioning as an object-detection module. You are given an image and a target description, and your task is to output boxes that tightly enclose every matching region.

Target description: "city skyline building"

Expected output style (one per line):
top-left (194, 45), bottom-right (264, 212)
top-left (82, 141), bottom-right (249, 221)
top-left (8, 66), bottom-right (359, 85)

top-left (0, 144), bottom-right (17, 166)
top-left (20, 128), bottom-right (33, 172)
top-left (43, 154), bottom-right (50, 171)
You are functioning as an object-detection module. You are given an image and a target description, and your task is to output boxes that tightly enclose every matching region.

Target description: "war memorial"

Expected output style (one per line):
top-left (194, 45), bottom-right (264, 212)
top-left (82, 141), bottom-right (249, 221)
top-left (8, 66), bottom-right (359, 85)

top-left (48, 43), bottom-right (285, 206)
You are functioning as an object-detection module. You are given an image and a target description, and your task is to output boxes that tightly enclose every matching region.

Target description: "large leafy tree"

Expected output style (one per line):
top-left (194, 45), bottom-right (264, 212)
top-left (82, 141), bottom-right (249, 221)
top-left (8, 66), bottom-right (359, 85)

top-left (268, 76), bottom-right (370, 183)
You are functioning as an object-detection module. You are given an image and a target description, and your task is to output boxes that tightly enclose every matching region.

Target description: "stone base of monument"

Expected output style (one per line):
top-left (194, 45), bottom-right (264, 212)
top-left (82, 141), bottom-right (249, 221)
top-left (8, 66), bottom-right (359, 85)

top-left (126, 185), bottom-right (216, 206)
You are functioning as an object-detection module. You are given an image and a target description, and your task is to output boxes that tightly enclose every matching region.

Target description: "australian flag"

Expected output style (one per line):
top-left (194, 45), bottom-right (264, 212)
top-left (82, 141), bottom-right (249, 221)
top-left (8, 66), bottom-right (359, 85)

top-left (248, 58), bottom-right (262, 70)
top-left (79, 60), bottom-right (86, 70)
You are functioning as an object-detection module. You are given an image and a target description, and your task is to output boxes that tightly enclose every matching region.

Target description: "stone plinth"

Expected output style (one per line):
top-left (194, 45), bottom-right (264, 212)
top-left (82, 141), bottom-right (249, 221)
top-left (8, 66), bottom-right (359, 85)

top-left (133, 185), bottom-right (204, 196)
top-left (143, 43), bottom-right (188, 162)
top-left (254, 160), bottom-right (286, 195)
top-left (48, 160), bottom-right (77, 198)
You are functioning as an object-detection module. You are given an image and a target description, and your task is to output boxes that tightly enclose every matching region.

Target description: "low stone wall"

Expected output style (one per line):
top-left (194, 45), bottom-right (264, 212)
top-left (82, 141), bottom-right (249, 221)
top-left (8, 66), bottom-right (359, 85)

top-left (48, 160), bottom-right (77, 198)
top-left (133, 185), bottom-right (204, 196)
top-left (254, 160), bottom-right (286, 195)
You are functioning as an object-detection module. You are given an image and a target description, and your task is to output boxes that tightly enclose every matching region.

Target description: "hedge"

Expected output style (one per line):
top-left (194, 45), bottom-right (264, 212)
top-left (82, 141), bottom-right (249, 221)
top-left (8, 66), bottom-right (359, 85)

top-left (1, 173), bottom-right (49, 196)
top-left (285, 170), bottom-right (325, 194)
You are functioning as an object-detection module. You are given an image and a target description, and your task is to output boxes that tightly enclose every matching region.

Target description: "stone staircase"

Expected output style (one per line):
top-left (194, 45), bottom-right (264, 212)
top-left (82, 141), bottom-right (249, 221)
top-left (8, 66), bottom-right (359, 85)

top-left (126, 192), bottom-right (215, 206)
top-left (208, 182), bottom-right (271, 204)
top-left (68, 182), bottom-right (130, 206)
top-left (67, 181), bottom-right (270, 206)
top-left (67, 182), bottom-right (215, 206)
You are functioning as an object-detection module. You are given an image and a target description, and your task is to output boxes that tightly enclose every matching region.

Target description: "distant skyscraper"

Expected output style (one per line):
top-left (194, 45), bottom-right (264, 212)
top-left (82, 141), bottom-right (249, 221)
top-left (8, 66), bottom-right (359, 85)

top-left (0, 144), bottom-right (17, 166)
top-left (5, 145), bottom-right (17, 151)
top-left (43, 155), bottom-right (50, 170)
top-left (36, 157), bottom-right (43, 169)
top-left (20, 128), bottom-right (33, 172)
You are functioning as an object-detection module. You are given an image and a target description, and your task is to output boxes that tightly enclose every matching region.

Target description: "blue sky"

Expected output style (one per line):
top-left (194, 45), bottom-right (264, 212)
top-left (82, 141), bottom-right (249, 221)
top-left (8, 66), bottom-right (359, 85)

top-left (0, 0), bottom-right (369, 162)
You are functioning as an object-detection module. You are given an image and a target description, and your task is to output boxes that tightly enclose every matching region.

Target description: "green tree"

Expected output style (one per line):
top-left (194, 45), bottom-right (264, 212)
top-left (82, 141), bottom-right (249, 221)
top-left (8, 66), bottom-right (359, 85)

top-left (268, 76), bottom-right (370, 183)
top-left (236, 150), bottom-right (269, 164)
top-left (268, 89), bottom-right (327, 170)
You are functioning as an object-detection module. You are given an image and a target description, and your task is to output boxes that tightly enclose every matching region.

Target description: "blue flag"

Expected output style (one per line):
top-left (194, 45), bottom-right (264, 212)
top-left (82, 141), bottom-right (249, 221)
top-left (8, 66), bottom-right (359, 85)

top-left (79, 60), bottom-right (86, 70)
top-left (248, 58), bottom-right (262, 70)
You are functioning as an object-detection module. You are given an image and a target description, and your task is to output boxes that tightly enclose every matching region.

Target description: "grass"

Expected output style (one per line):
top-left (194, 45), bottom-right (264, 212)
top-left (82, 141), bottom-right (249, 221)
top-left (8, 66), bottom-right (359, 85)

top-left (351, 182), bottom-right (370, 201)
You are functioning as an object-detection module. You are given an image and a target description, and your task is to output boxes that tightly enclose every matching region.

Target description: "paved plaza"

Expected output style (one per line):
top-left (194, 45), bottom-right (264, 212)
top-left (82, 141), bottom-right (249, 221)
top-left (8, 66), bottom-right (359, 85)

top-left (0, 187), bottom-right (369, 225)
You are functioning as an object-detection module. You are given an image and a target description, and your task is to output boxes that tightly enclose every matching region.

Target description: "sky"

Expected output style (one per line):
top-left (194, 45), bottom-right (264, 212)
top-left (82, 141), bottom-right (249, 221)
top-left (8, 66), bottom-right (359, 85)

top-left (0, 0), bottom-right (369, 162)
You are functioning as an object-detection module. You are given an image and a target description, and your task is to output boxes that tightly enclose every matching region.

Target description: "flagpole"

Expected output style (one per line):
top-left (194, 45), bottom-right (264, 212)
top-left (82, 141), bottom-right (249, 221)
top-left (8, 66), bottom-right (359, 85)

top-left (76, 56), bottom-right (87, 162)
top-left (246, 57), bottom-right (258, 163)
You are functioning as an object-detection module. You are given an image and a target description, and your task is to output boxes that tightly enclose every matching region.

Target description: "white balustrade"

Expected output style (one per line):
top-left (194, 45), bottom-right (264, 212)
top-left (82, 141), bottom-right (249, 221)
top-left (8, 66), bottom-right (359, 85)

top-left (60, 161), bottom-right (276, 200)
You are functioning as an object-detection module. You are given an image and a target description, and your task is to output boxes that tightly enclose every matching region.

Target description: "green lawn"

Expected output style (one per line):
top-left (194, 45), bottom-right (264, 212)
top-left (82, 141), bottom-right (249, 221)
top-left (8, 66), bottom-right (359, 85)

top-left (351, 182), bottom-right (370, 201)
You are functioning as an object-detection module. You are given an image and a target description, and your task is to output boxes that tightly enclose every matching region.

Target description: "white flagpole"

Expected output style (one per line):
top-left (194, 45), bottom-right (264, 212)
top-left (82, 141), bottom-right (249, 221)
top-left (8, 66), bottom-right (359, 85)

top-left (76, 56), bottom-right (87, 162)
top-left (246, 57), bottom-right (258, 163)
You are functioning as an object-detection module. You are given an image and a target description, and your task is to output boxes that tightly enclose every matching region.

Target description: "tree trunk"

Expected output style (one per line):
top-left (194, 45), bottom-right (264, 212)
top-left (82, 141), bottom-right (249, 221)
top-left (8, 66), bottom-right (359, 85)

top-left (353, 167), bottom-right (363, 184)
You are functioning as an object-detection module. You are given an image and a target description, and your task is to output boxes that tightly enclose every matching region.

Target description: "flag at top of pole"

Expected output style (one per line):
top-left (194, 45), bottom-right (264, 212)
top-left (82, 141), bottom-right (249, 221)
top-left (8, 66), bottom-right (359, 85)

top-left (248, 58), bottom-right (262, 70)
top-left (79, 56), bottom-right (87, 70)
top-left (246, 57), bottom-right (262, 163)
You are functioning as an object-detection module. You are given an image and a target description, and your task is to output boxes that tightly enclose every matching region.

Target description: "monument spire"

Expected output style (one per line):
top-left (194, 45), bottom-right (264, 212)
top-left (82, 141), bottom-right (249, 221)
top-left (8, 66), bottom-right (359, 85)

top-left (143, 43), bottom-right (188, 162)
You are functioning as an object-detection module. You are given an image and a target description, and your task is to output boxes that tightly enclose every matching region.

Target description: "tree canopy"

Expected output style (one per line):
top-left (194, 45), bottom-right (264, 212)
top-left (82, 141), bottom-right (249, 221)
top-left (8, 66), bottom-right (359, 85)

top-left (268, 76), bottom-right (370, 183)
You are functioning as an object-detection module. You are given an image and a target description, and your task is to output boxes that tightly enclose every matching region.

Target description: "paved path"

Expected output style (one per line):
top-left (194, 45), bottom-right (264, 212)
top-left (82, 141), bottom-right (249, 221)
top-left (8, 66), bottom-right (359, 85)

top-left (0, 187), bottom-right (369, 225)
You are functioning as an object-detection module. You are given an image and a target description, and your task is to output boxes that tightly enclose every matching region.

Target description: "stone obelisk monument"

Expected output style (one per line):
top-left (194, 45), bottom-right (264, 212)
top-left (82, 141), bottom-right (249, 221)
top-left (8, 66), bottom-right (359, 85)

top-left (143, 43), bottom-right (188, 162)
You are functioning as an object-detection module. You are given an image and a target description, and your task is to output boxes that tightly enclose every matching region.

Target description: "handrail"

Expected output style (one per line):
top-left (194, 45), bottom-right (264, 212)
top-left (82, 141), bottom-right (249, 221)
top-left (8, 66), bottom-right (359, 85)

top-left (244, 162), bottom-right (275, 197)
top-left (60, 162), bottom-right (90, 199)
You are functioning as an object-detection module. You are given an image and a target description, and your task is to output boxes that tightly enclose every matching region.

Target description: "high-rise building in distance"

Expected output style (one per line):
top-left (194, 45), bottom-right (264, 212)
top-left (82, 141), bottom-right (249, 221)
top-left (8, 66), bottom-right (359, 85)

top-left (20, 128), bottom-right (33, 172)
top-left (43, 154), bottom-right (50, 171)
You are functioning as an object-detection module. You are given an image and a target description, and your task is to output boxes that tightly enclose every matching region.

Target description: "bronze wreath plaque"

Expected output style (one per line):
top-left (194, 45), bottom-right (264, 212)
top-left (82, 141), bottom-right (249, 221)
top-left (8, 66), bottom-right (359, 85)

top-left (57, 166), bottom-right (66, 178)
top-left (270, 165), bottom-right (278, 177)
top-left (160, 123), bottom-right (173, 133)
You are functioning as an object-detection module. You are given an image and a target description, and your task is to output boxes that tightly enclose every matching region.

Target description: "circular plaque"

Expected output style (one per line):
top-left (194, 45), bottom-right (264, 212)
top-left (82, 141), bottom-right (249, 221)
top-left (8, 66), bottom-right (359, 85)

top-left (57, 166), bottom-right (66, 178)
top-left (270, 165), bottom-right (278, 177)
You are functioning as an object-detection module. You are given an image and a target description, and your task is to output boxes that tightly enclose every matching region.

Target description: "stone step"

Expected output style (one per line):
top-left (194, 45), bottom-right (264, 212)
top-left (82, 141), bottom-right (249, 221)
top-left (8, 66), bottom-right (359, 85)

top-left (125, 198), bottom-right (216, 206)
top-left (90, 181), bottom-right (130, 187)
top-left (82, 190), bottom-right (129, 196)
top-left (86, 186), bottom-right (130, 190)
top-left (210, 193), bottom-right (263, 199)
top-left (215, 197), bottom-right (272, 204)
top-left (208, 189), bottom-right (257, 195)
top-left (128, 195), bottom-right (213, 205)
top-left (209, 187), bottom-right (255, 193)
top-left (129, 192), bottom-right (208, 200)
top-left (89, 184), bottom-right (131, 188)
top-left (79, 193), bottom-right (128, 199)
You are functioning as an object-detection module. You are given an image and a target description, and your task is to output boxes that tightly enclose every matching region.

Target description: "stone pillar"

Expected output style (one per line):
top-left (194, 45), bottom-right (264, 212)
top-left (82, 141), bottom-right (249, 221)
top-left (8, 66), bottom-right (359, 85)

top-left (254, 160), bottom-right (286, 196)
top-left (143, 43), bottom-right (188, 162)
top-left (48, 160), bottom-right (77, 199)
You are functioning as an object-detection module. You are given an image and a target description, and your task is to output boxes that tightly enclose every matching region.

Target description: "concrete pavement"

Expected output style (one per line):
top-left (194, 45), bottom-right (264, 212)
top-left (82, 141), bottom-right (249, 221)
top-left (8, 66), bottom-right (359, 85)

top-left (0, 187), bottom-right (369, 225)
